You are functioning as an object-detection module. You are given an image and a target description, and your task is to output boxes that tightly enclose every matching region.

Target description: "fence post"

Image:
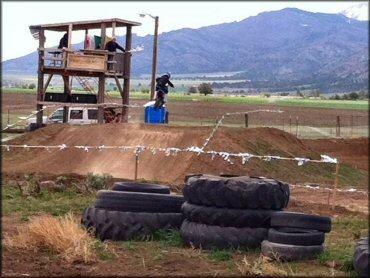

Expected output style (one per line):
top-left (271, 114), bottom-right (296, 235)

top-left (331, 161), bottom-right (340, 210)
top-left (295, 116), bottom-right (299, 137)
top-left (7, 109), bottom-right (10, 126)
top-left (289, 115), bottom-right (292, 134)
top-left (350, 115), bottom-right (353, 137)
top-left (336, 116), bottom-right (340, 137)
top-left (134, 153), bottom-right (139, 181)
top-left (244, 113), bottom-right (249, 128)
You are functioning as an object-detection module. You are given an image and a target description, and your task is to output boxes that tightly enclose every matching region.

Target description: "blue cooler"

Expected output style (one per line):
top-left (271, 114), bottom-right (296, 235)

top-left (145, 105), bottom-right (167, 124)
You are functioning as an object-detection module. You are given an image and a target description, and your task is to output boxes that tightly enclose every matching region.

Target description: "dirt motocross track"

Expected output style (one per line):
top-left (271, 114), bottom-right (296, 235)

top-left (2, 123), bottom-right (369, 277)
top-left (3, 123), bottom-right (368, 187)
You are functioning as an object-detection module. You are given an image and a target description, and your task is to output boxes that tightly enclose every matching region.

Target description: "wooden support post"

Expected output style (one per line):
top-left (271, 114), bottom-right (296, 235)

top-left (62, 75), bottom-right (70, 123)
top-left (122, 26), bottom-right (132, 123)
top-left (112, 21), bottom-right (116, 37)
top-left (97, 74), bottom-right (105, 124)
top-left (84, 29), bottom-right (88, 49)
top-left (36, 29), bottom-right (45, 127)
top-left (244, 113), bottom-right (249, 128)
top-left (295, 116), bottom-right (299, 137)
top-left (7, 109), bottom-right (10, 126)
top-left (43, 74), bottom-right (53, 94)
top-left (336, 115), bottom-right (340, 137)
top-left (114, 76), bottom-right (123, 97)
top-left (289, 115), bottom-right (292, 134)
top-left (331, 162), bottom-right (340, 210)
top-left (134, 153), bottom-right (139, 181)
top-left (67, 24), bottom-right (72, 49)
top-left (100, 23), bottom-right (106, 49)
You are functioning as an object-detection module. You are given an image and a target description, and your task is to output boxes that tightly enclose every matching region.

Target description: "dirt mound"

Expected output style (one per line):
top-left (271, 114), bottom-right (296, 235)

top-left (303, 137), bottom-right (369, 171)
top-left (2, 124), bottom-right (367, 186)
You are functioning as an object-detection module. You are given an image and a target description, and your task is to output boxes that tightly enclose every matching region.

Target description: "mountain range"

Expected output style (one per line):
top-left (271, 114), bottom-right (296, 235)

top-left (2, 8), bottom-right (368, 92)
top-left (340, 3), bottom-right (368, 21)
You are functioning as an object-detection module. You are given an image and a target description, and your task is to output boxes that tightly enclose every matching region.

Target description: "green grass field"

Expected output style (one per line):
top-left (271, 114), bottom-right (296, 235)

top-left (3, 88), bottom-right (368, 110)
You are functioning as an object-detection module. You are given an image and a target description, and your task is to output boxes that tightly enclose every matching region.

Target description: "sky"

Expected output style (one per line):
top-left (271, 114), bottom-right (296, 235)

top-left (1, 1), bottom-right (368, 62)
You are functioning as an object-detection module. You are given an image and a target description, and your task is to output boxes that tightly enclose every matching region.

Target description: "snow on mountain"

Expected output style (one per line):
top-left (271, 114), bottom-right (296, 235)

top-left (340, 3), bottom-right (369, 21)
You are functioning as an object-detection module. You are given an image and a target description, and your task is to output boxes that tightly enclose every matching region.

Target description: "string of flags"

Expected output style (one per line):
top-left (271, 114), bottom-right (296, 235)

top-left (290, 184), bottom-right (368, 195)
top-left (1, 105), bottom-right (57, 132)
top-left (2, 105), bottom-right (339, 166)
top-left (1, 143), bottom-right (338, 166)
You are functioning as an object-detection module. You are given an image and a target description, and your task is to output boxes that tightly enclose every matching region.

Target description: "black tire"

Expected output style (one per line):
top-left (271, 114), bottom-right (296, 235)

top-left (182, 202), bottom-right (275, 228)
top-left (261, 240), bottom-right (324, 261)
top-left (184, 174), bottom-right (203, 183)
top-left (268, 228), bottom-right (325, 246)
top-left (180, 219), bottom-right (268, 249)
top-left (353, 237), bottom-right (369, 277)
top-left (271, 211), bottom-right (332, 233)
top-left (111, 182), bottom-right (170, 194)
top-left (81, 207), bottom-right (183, 241)
top-left (95, 190), bottom-right (184, 213)
top-left (183, 175), bottom-right (290, 210)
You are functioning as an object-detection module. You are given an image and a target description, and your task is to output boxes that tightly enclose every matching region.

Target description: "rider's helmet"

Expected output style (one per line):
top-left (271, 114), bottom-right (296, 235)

top-left (165, 72), bottom-right (171, 78)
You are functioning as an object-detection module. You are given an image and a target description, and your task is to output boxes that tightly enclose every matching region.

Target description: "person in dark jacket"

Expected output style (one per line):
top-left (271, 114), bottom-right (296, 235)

top-left (105, 36), bottom-right (125, 71)
top-left (105, 36), bottom-right (125, 52)
top-left (58, 33), bottom-right (68, 49)
top-left (155, 72), bottom-right (174, 95)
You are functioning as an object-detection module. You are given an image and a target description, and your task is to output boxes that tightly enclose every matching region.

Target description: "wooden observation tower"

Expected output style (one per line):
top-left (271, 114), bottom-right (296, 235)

top-left (29, 18), bottom-right (141, 126)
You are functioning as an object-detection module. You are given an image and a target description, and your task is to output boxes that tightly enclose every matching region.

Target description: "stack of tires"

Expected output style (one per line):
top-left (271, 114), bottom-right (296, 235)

top-left (261, 211), bottom-right (332, 261)
top-left (353, 236), bottom-right (369, 277)
top-left (180, 175), bottom-right (290, 249)
top-left (81, 182), bottom-right (185, 241)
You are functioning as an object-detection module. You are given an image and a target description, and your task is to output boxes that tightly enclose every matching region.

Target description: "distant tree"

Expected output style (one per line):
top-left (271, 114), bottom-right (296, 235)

top-left (188, 86), bottom-right (198, 94)
top-left (358, 90), bottom-right (368, 99)
top-left (28, 83), bottom-right (36, 89)
top-left (348, 92), bottom-right (359, 100)
top-left (296, 89), bottom-right (304, 97)
top-left (22, 84), bottom-right (28, 89)
top-left (198, 83), bottom-right (213, 96)
top-left (141, 88), bottom-right (150, 94)
top-left (334, 94), bottom-right (340, 100)
top-left (314, 89), bottom-right (321, 98)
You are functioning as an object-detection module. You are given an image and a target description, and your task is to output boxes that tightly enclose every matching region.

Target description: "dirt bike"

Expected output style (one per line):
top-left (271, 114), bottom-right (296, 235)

top-left (154, 88), bottom-right (167, 111)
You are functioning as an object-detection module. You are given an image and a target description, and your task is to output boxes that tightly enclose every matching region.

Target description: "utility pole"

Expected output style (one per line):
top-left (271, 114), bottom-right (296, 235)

top-left (140, 13), bottom-right (159, 100)
top-left (150, 16), bottom-right (159, 100)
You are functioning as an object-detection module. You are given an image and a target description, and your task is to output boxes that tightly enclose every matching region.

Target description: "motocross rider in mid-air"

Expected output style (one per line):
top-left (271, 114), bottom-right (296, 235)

top-left (154, 72), bottom-right (174, 110)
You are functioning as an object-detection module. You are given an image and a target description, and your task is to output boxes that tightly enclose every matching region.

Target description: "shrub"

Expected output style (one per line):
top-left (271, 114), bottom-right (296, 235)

top-left (28, 83), bottom-right (36, 89)
top-left (55, 176), bottom-right (68, 192)
top-left (188, 86), bottom-right (198, 94)
top-left (85, 172), bottom-right (113, 190)
top-left (3, 213), bottom-right (97, 263)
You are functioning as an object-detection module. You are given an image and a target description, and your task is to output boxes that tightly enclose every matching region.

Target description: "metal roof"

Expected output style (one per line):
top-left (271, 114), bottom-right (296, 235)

top-left (29, 18), bottom-right (141, 32)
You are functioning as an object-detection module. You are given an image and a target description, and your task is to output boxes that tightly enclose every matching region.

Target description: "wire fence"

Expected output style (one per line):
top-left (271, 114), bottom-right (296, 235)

top-left (161, 112), bottom-right (368, 139)
top-left (2, 100), bottom-right (369, 139)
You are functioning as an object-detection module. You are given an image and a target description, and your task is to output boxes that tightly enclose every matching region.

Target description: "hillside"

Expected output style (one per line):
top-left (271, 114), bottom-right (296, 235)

top-left (2, 8), bottom-right (368, 92)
